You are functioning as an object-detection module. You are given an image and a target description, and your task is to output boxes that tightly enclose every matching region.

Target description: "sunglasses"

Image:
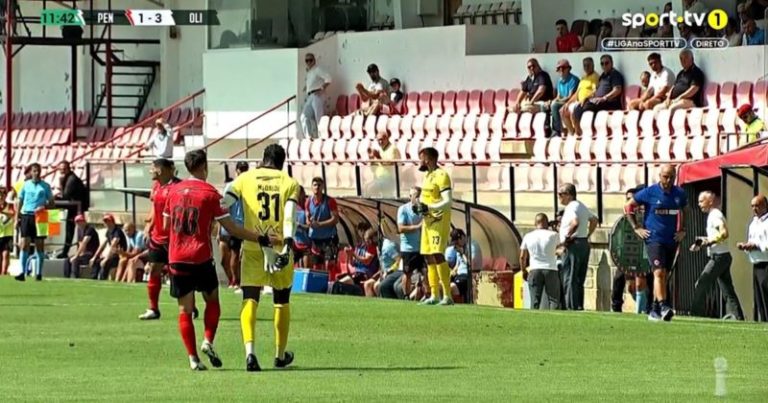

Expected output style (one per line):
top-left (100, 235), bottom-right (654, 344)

top-left (305, 58), bottom-right (314, 62)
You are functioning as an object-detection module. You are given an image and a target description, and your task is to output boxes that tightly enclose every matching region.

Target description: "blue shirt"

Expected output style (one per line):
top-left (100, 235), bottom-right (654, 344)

top-left (556, 73), bottom-right (579, 100)
top-left (19, 179), bottom-right (53, 214)
top-left (220, 182), bottom-right (244, 237)
top-left (397, 203), bottom-right (422, 252)
top-left (379, 238), bottom-right (399, 272)
top-left (446, 239), bottom-right (482, 275)
top-left (633, 183), bottom-right (687, 246)
top-left (746, 28), bottom-right (765, 46)
top-left (127, 230), bottom-right (146, 251)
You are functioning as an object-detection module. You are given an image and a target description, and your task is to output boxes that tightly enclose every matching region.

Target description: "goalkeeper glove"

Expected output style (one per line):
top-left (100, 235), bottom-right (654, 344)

top-left (257, 235), bottom-right (272, 247)
top-left (272, 238), bottom-right (294, 273)
top-left (412, 202), bottom-right (429, 215)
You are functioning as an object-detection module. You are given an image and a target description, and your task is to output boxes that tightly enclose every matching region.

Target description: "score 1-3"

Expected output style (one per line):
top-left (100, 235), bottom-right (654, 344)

top-left (125, 9), bottom-right (176, 26)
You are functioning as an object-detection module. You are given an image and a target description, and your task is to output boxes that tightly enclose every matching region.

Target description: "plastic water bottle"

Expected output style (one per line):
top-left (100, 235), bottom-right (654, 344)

top-left (714, 357), bottom-right (727, 397)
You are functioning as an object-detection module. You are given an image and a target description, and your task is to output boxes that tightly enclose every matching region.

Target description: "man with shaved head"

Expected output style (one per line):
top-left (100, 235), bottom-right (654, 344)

top-left (625, 165), bottom-right (687, 321)
top-left (690, 191), bottom-right (742, 320)
top-left (520, 213), bottom-right (560, 309)
top-left (738, 194), bottom-right (768, 320)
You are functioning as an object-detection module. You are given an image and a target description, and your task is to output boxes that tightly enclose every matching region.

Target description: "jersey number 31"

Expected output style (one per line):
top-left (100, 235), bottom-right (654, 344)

top-left (257, 192), bottom-right (281, 221)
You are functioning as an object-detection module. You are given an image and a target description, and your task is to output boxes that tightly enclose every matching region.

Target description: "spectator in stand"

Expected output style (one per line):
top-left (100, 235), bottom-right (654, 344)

top-left (307, 177), bottom-right (340, 271)
top-left (445, 228), bottom-right (482, 303)
top-left (550, 59), bottom-right (579, 137)
top-left (628, 53), bottom-right (674, 111)
top-left (355, 63), bottom-right (390, 116)
top-left (746, 0), bottom-right (768, 20)
top-left (55, 160), bottom-right (87, 258)
top-left (596, 21), bottom-right (613, 52)
top-left (293, 186), bottom-right (312, 268)
top-left (510, 58), bottom-right (554, 114)
top-left (725, 17), bottom-right (743, 47)
top-left (655, 2), bottom-right (674, 38)
top-left (145, 118), bottom-right (174, 159)
top-left (738, 2), bottom-right (751, 25)
top-left (572, 55), bottom-right (624, 134)
top-left (654, 49), bottom-right (705, 112)
top-left (740, 194), bottom-right (768, 320)
top-left (63, 214), bottom-right (100, 278)
top-left (738, 104), bottom-right (766, 143)
top-left (683, 0), bottom-right (708, 14)
top-left (742, 18), bottom-right (766, 45)
top-left (555, 19), bottom-right (581, 52)
top-left (562, 57), bottom-right (599, 136)
top-left (640, 71), bottom-right (650, 92)
top-left (301, 52), bottom-right (332, 139)
top-left (0, 188), bottom-right (13, 276)
top-left (520, 213), bottom-right (561, 310)
top-left (398, 187), bottom-right (425, 300)
top-left (389, 78), bottom-right (404, 104)
top-left (16, 163), bottom-right (54, 281)
top-left (89, 214), bottom-right (127, 281)
top-left (367, 130), bottom-right (401, 197)
top-left (116, 222), bottom-right (147, 283)
top-left (678, 24), bottom-right (699, 47)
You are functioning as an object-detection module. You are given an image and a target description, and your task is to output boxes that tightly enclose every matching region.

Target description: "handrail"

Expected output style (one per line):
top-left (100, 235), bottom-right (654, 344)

top-left (45, 89), bottom-right (205, 178)
top-left (202, 95), bottom-right (296, 152)
top-left (228, 121), bottom-right (296, 159)
top-left (283, 158), bottom-right (690, 165)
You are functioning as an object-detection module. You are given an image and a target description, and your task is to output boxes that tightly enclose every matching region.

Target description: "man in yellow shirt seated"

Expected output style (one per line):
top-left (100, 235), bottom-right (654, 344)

top-left (738, 104), bottom-right (766, 144)
top-left (366, 131), bottom-right (401, 197)
top-left (561, 57), bottom-right (599, 136)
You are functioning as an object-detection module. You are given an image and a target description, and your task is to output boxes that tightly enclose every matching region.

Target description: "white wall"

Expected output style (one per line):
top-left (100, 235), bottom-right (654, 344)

top-left (202, 48), bottom-right (298, 142)
top-left (465, 24), bottom-right (531, 55)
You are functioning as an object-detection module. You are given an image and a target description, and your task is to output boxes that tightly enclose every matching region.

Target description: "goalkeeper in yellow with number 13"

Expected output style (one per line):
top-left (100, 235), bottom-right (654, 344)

top-left (414, 147), bottom-right (454, 306)
top-left (224, 144), bottom-right (300, 373)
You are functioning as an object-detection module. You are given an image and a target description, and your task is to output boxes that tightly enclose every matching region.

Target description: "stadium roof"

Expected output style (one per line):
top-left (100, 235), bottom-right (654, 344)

top-left (678, 143), bottom-right (768, 185)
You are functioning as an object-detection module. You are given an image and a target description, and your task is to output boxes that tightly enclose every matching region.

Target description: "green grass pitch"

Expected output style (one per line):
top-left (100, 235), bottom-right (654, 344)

top-left (0, 277), bottom-right (767, 402)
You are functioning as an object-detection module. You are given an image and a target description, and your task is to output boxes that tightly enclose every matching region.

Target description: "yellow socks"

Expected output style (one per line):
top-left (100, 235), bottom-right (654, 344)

top-left (427, 263), bottom-right (439, 298)
top-left (437, 261), bottom-right (452, 299)
top-left (240, 299), bottom-right (258, 356)
top-left (274, 303), bottom-right (291, 360)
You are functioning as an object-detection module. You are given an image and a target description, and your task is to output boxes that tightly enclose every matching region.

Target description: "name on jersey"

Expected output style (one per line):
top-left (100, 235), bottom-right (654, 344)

top-left (257, 184), bottom-right (280, 192)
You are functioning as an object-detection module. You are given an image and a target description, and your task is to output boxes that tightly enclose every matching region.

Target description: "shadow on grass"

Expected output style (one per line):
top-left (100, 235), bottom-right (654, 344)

top-left (215, 366), bottom-right (464, 372)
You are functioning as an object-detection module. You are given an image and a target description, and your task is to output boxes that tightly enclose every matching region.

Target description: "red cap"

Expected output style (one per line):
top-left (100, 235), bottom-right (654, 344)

top-left (102, 214), bottom-right (115, 222)
top-left (74, 214), bottom-right (85, 223)
top-left (738, 104), bottom-right (753, 117)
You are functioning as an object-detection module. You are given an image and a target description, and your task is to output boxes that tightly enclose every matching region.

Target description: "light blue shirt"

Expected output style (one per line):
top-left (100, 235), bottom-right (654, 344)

top-left (220, 182), bottom-right (244, 237)
top-left (19, 179), bottom-right (53, 214)
top-left (746, 28), bottom-right (765, 46)
top-left (446, 240), bottom-right (483, 275)
top-left (127, 230), bottom-right (146, 251)
top-left (379, 238), bottom-right (399, 272)
top-left (556, 73), bottom-right (579, 100)
top-left (397, 203), bottom-right (422, 252)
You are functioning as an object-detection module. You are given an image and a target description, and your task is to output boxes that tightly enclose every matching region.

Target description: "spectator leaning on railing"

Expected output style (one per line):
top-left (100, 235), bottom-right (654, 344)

top-left (738, 103), bottom-right (766, 143)
top-left (145, 118), bottom-right (174, 159)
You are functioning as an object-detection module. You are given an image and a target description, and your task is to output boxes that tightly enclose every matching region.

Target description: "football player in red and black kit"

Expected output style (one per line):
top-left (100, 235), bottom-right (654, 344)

top-left (138, 159), bottom-right (181, 320)
top-left (164, 149), bottom-right (266, 370)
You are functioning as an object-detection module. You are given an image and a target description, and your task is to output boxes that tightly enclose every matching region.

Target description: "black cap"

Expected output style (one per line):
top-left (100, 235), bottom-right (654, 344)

top-left (366, 63), bottom-right (379, 73)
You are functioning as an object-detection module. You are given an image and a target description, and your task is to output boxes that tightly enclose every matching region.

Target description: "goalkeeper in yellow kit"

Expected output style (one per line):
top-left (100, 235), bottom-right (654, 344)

top-left (413, 147), bottom-right (454, 305)
top-left (224, 144), bottom-right (300, 372)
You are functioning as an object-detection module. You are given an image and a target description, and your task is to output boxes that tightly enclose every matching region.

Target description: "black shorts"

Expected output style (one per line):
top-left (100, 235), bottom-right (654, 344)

top-left (19, 214), bottom-right (45, 240)
top-left (147, 241), bottom-right (169, 264)
top-left (0, 236), bottom-right (12, 252)
top-left (401, 252), bottom-right (425, 275)
top-left (452, 273), bottom-right (470, 302)
top-left (293, 243), bottom-right (309, 266)
top-left (311, 237), bottom-right (338, 262)
top-left (228, 237), bottom-right (242, 252)
top-left (646, 243), bottom-right (677, 271)
top-left (169, 260), bottom-right (219, 298)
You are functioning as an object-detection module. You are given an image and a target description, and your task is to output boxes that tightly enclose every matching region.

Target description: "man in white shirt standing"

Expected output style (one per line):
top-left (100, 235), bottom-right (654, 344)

top-left (558, 183), bottom-right (599, 310)
top-left (520, 213), bottom-right (560, 310)
top-left (738, 194), bottom-right (768, 320)
top-left (301, 53), bottom-right (331, 139)
top-left (145, 118), bottom-right (174, 158)
top-left (690, 191), bottom-right (742, 320)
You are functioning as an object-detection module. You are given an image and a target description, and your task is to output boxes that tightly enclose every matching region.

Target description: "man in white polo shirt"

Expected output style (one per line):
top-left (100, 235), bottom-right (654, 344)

top-left (301, 52), bottom-right (332, 139)
top-left (627, 53), bottom-right (674, 111)
top-left (558, 183), bottom-right (599, 310)
top-left (738, 194), bottom-right (768, 321)
top-left (520, 213), bottom-right (561, 310)
top-left (690, 191), bottom-right (742, 320)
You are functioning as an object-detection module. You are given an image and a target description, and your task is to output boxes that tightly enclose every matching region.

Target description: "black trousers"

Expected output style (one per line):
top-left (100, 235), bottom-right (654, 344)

top-left (529, 270), bottom-right (560, 310)
top-left (561, 238), bottom-right (590, 310)
top-left (611, 270), bottom-right (626, 312)
top-left (754, 262), bottom-right (768, 322)
top-left (692, 253), bottom-right (743, 319)
top-left (63, 253), bottom-right (93, 279)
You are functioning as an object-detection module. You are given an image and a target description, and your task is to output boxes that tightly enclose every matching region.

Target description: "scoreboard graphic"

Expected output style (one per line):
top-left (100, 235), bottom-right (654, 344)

top-left (40, 9), bottom-right (220, 26)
